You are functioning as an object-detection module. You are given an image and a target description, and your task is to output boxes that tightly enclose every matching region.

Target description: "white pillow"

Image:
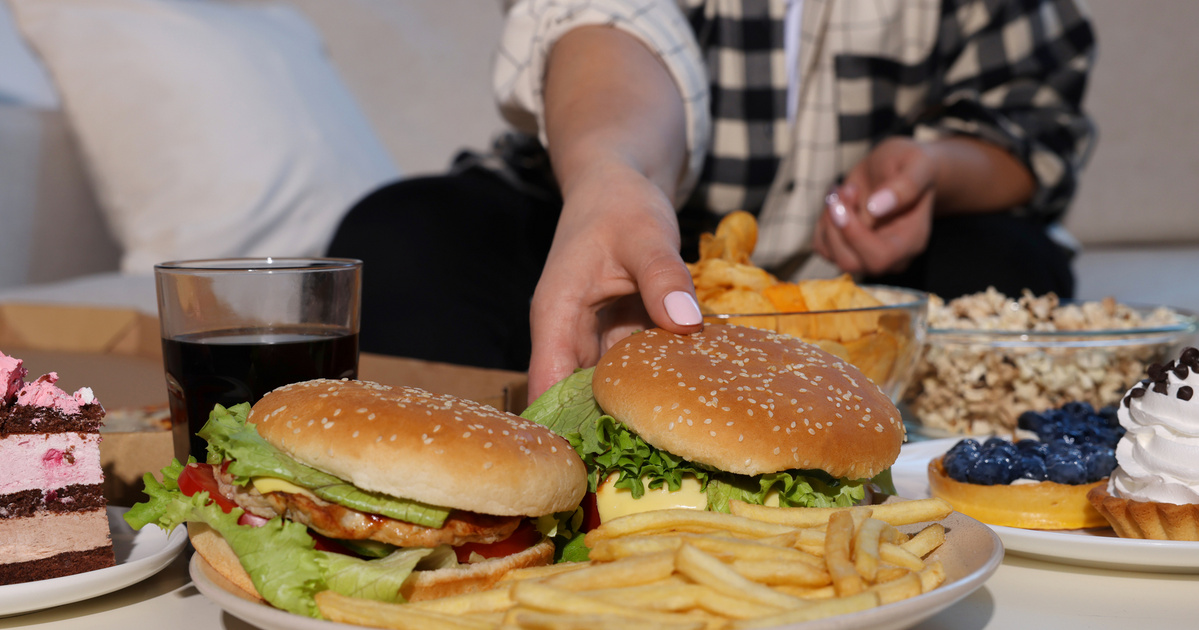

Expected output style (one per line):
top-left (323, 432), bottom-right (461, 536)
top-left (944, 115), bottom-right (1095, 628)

top-left (8, 0), bottom-right (400, 273)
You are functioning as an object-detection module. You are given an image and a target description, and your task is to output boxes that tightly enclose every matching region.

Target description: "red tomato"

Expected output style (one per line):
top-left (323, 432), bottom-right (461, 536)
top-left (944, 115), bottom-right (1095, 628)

top-left (177, 462), bottom-right (239, 514)
top-left (581, 491), bottom-right (601, 532)
top-left (453, 520), bottom-right (541, 564)
top-left (178, 462), bottom-right (268, 527)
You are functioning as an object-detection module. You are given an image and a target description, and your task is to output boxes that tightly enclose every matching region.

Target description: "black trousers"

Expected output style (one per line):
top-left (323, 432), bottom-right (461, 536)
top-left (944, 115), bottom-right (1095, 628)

top-left (328, 169), bottom-right (1074, 372)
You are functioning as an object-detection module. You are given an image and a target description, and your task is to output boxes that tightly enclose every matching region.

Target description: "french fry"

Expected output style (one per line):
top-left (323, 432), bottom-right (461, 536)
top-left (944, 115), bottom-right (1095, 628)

top-left (866, 572), bottom-right (923, 605)
top-left (691, 584), bottom-right (785, 620)
top-left (730, 592), bottom-right (880, 629)
top-left (674, 544), bottom-right (807, 610)
top-left (919, 560), bottom-right (947, 593)
top-left (315, 591), bottom-right (494, 630)
top-left (879, 542), bottom-right (926, 572)
top-left (511, 581), bottom-right (708, 628)
top-left (586, 581), bottom-right (703, 612)
top-left (824, 511), bottom-right (865, 596)
top-left (901, 523), bottom-right (947, 558)
top-left (730, 558), bottom-right (831, 587)
top-left (407, 586), bottom-right (514, 615)
top-left (584, 508), bottom-right (797, 544)
top-left (730, 497), bottom-right (953, 528)
top-left (542, 552), bottom-right (675, 591)
top-left (852, 517), bottom-right (888, 581)
top-left (505, 609), bottom-right (707, 630)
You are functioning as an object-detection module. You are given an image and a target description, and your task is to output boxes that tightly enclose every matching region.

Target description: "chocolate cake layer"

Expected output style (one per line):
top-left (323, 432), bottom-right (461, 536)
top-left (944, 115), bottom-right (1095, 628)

top-left (1, 484), bottom-right (107, 518)
top-left (0, 403), bottom-right (105, 435)
top-left (0, 546), bottom-right (115, 585)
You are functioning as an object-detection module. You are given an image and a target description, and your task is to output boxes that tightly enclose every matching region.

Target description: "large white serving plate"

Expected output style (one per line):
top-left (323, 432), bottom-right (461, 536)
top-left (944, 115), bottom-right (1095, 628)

top-left (0, 506), bottom-right (188, 617)
top-left (894, 438), bottom-right (1199, 573)
top-left (190, 503), bottom-right (1001, 630)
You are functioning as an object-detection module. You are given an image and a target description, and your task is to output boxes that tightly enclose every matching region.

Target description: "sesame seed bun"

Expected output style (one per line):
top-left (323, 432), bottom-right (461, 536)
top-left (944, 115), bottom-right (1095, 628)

top-left (247, 379), bottom-right (586, 517)
top-left (591, 324), bottom-right (904, 479)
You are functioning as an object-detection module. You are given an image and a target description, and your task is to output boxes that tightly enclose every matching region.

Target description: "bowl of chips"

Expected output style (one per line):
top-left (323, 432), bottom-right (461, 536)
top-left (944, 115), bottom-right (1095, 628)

top-left (687, 212), bottom-right (928, 402)
top-left (901, 289), bottom-right (1198, 437)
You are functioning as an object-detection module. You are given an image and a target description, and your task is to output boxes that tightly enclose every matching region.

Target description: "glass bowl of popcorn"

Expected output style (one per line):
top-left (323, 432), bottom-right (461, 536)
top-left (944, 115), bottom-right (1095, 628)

top-left (901, 289), bottom-right (1198, 437)
top-left (703, 283), bottom-right (928, 403)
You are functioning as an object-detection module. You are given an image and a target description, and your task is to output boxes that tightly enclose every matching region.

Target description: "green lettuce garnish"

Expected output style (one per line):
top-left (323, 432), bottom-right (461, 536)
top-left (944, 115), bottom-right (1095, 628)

top-left (200, 403), bottom-right (450, 528)
top-left (521, 367), bottom-right (867, 512)
top-left (124, 458), bottom-right (428, 617)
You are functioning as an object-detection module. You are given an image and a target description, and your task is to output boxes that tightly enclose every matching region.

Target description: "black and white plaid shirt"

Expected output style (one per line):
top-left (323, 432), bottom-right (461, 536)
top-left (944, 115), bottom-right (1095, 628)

top-left (495, 0), bottom-right (1095, 275)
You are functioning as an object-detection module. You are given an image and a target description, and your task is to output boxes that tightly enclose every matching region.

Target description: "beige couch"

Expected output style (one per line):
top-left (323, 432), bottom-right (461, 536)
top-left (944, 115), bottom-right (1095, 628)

top-left (2, 0), bottom-right (1197, 314)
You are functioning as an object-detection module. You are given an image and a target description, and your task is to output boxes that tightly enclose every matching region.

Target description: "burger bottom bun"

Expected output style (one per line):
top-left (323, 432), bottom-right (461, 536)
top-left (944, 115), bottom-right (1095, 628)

top-left (189, 522), bottom-right (260, 600)
top-left (400, 537), bottom-right (554, 602)
top-left (186, 522), bottom-right (555, 605)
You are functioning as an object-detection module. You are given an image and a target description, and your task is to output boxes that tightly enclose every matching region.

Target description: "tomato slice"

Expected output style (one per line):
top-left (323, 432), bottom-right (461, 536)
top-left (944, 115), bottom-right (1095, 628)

top-left (178, 462), bottom-right (239, 514)
top-left (581, 491), bottom-right (601, 531)
top-left (178, 462), bottom-right (270, 527)
top-left (453, 520), bottom-right (540, 564)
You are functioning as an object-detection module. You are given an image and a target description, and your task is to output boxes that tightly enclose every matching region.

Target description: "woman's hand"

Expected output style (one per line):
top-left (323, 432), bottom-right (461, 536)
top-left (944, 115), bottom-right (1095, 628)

top-left (812, 137), bottom-right (936, 276)
top-left (527, 159), bottom-right (701, 402)
top-left (812, 135), bottom-right (1036, 276)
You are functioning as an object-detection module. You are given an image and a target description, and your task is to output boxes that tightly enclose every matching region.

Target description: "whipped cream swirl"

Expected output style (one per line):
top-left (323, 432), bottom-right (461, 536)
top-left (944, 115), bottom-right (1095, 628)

top-left (1109, 347), bottom-right (1199, 504)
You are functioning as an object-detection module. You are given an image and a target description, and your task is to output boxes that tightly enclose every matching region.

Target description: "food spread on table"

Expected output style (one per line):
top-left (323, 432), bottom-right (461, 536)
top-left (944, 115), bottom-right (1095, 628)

top-left (0, 350), bottom-right (113, 585)
top-left (6, 256), bottom-right (1198, 627)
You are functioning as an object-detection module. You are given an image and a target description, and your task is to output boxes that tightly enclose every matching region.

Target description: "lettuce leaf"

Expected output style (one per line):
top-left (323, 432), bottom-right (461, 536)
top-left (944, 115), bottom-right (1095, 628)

top-left (124, 459), bottom-right (429, 618)
top-left (124, 458), bottom-right (328, 617)
top-left (199, 403), bottom-right (450, 528)
top-left (522, 368), bottom-right (866, 510)
top-left (520, 367), bottom-right (605, 440)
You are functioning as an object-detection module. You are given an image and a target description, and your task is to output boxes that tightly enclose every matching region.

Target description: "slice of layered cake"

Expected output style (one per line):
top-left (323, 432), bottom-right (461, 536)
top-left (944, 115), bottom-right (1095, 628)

top-left (0, 350), bottom-right (114, 585)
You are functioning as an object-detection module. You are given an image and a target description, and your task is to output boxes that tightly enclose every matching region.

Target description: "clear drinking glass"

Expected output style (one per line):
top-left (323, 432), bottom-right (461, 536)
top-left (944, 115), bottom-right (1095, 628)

top-left (154, 257), bottom-right (362, 461)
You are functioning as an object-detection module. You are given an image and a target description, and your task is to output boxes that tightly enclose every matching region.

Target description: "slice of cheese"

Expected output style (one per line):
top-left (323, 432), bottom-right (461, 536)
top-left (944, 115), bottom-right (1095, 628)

top-left (594, 472), bottom-right (707, 522)
top-left (251, 476), bottom-right (319, 500)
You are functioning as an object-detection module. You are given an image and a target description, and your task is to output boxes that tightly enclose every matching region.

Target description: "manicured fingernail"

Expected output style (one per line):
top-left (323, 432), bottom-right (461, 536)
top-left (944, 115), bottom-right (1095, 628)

top-left (830, 198), bottom-right (849, 228)
top-left (664, 291), bottom-right (702, 326)
top-left (867, 189), bottom-right (897, 217)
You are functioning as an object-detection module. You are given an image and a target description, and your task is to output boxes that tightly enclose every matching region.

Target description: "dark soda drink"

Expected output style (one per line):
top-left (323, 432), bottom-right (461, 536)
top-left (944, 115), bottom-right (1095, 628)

top-left (163, 326), bottom-right (358, 461)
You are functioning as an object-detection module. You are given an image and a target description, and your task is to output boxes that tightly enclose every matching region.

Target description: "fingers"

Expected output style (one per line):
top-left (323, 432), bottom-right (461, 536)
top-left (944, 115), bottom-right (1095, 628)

top-left (864, 150), bottom-right (936, 220)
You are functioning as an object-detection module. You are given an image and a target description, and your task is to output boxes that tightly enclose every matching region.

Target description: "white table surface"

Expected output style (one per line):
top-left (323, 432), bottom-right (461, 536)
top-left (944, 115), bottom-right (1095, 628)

top-left (5, 438), bottom-right (1199, 630)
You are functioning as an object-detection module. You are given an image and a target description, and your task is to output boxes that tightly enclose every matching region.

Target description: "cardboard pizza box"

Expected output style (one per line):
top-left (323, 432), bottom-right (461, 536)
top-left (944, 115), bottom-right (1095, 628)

top-left (0, 302), bottom-right (528, 505)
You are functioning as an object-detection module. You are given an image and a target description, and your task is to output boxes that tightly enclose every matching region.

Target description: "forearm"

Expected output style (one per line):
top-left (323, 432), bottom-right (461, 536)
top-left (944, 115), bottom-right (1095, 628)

top-left (543, 26), bottom-right (688, 204)
top-left (924, 137), bottom-right (1036, 215)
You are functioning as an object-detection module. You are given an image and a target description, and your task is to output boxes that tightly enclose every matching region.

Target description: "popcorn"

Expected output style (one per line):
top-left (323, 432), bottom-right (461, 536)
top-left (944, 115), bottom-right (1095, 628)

top-left (904, 289), bottom-right (1190, 436)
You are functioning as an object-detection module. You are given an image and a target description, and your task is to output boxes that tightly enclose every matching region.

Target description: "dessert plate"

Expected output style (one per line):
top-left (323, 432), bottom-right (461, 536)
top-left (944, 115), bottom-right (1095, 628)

top-left (894, 438), bottom-right (1199, 574)
top-left (190, 507), bottom-right (1002, 630)
top-left (0, 506), bottom-right (188, 617)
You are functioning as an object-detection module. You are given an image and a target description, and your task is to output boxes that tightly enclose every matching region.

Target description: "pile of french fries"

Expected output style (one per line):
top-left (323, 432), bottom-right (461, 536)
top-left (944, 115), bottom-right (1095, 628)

top-left (686, 211), bottom-right (904, 387)
top-left (315, 498), bottom-right (954, 630)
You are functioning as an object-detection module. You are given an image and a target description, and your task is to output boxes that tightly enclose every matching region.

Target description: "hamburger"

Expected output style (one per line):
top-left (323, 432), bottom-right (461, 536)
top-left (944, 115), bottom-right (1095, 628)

top-left (522, 324), bottom-right (904, 536)
top-left (125, 379), bottom-right (586, 618)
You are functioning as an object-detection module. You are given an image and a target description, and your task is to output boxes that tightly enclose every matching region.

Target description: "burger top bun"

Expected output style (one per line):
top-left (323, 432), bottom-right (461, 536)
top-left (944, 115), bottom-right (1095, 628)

top-left (592, 324), bottom-right (904, 479)
top-left (248, 379), bottom-right (586, 517)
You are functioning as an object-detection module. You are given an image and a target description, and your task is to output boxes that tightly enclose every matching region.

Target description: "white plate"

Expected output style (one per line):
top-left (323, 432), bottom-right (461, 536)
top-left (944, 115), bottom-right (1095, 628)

top-left (0, 505), bottom-right (188, 617)
top-left (190, 507), bottom-right (1002, 630)
top-left (894, 438), bottom-right (1199, 573)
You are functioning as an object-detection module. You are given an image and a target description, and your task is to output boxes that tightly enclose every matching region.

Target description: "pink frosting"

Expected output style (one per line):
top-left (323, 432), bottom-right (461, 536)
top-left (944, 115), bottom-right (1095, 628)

top-left (16, 373), bottom-right (82, 414)
top-left (1, 350), bottom-right (27, 403)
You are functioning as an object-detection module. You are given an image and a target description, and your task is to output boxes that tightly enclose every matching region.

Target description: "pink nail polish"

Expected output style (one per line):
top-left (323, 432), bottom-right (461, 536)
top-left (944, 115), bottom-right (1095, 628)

top-left (830, 199), bottom-right (849, 228)
top-left (664, 291), bottom-right (702, 326)
top-left (866, 189), bottom-right (897, 217)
